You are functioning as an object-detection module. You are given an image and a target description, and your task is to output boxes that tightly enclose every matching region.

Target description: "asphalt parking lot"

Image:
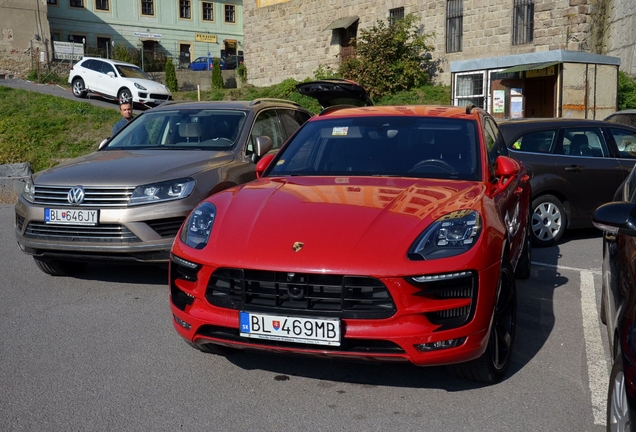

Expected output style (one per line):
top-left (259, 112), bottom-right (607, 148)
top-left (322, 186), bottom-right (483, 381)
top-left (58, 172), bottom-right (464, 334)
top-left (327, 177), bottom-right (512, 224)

top-left (0, 202), bottom-right (610, 431)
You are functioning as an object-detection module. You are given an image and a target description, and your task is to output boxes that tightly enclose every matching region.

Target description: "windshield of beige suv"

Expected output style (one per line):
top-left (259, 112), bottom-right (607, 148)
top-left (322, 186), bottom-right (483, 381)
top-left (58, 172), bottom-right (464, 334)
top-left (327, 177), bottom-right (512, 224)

top-left (105, 109), bottom-right (248, 150)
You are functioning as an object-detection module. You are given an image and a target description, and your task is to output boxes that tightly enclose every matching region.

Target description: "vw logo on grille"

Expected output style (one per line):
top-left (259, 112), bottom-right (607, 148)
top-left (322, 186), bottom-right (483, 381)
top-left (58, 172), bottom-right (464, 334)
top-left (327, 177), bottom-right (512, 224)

top-left (67, 186), bottom-right (86, 205)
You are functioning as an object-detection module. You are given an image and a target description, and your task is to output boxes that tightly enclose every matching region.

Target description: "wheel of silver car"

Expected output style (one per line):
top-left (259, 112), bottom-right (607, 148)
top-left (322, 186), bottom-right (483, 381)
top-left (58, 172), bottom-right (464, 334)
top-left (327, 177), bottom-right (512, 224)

top-left (118, 88), bottom-right (132, 104)
top-left (531, 194), bottom-right (566, 247)
top-left (33, 257), bottom-right (88, 276)
top-left (72, 78), bottom-right (87, 98)
top-left (608, 353), bottom-right (631, 432)
top-left (447, 259), bottom-right (517, 383)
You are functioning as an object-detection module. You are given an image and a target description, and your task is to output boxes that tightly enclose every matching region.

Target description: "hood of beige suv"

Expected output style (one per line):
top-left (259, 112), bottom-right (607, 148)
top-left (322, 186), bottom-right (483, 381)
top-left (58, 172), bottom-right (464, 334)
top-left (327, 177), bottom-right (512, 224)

top-left (32, 149), bottom-right (235, 186)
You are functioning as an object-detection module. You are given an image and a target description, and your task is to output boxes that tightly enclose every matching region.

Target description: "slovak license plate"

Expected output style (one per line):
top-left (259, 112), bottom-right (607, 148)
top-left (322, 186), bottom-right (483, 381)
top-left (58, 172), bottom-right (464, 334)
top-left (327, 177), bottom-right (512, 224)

top-left (45, 208), bottom-right (98, 226)
top-left (239, 312), bottom-right (341, 346)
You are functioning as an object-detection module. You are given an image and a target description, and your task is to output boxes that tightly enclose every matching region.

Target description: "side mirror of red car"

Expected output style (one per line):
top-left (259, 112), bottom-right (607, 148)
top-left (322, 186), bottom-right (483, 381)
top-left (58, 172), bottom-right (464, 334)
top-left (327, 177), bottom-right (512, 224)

top-left (256, 154), bottom-right (274, 178)
top-left (494, 155), bottom-right (520, 188)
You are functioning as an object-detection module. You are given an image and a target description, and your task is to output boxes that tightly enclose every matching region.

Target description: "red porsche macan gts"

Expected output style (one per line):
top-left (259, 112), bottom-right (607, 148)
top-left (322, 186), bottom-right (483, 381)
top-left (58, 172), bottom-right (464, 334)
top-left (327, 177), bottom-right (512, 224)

top-left (169, 81), bottom-right (531, 383)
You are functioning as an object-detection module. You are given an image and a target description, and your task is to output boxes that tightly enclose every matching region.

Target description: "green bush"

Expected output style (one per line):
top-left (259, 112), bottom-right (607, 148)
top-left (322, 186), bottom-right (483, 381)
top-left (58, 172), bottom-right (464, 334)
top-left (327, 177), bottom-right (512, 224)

top-left (212, 57), bottom-right (224, 89)
top-left (237, 62), bottom-right (248, 84)
top-left (165, 57), bottom-right (178, 92)
top-left (339, 13), bottom-right (442, 99)
top-left (618, 71), bottom-right (636, 110)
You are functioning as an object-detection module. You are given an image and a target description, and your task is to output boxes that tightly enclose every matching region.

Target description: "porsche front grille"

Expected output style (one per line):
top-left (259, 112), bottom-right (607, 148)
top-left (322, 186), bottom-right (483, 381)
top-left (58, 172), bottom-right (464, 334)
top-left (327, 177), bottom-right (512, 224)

top-left (205, 268), bottom-right (396, 319)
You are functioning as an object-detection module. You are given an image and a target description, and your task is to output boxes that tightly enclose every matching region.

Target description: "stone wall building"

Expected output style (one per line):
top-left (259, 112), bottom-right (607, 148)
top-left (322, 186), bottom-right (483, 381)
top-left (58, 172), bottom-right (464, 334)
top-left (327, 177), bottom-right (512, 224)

top-left (0, 0), bottom-right (51, 76)
top-left (243, 0), bottom-right (636, 88)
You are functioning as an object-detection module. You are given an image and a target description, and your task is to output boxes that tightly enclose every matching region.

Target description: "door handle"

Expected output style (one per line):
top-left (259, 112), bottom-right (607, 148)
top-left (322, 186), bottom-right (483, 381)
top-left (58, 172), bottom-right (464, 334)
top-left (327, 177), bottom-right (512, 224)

top-left (564, 165), bottom-right (582, 172)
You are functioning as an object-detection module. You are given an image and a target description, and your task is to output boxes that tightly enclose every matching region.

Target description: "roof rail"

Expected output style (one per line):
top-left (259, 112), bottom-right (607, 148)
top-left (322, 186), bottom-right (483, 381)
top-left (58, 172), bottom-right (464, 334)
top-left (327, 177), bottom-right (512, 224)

top-left (318, 105), bottom-right (357, 116)
top-left (250, 98), bottom-right (301, 107)
top-left (465, 103), bottom-right (476, 114)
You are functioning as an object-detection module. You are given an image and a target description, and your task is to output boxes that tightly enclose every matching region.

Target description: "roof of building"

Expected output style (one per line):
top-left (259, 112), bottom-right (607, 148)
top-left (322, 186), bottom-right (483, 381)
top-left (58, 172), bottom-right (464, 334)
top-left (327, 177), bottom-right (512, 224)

top-left (450, 49), bottom-right (621, 73)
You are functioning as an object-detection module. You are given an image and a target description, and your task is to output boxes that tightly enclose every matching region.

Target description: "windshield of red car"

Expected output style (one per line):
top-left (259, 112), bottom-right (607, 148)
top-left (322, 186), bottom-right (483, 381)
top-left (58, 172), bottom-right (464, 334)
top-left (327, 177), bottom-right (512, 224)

top-left (268, 116), bottom-right (481, 181)
top-left (105, 109), bottom-right (247, 150)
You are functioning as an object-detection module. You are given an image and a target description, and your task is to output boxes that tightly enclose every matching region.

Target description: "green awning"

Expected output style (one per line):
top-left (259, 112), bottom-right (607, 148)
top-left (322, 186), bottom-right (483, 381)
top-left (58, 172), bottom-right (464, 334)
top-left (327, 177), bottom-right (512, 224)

top-left (324, 16), bottom-right (359, 31)
top-left (500, 61), bottom-right (561, 73)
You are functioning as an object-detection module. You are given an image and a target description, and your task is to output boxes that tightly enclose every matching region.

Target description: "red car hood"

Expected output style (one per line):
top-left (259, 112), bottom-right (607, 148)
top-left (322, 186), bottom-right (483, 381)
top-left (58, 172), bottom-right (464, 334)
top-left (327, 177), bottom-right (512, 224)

top-left (202, 177), bottom-right (487, 274)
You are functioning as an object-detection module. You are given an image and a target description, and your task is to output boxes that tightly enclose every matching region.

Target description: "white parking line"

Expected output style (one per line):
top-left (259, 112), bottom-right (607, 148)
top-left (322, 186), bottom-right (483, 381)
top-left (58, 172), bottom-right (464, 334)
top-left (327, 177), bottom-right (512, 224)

top-left (580, 270), bottom-right (608, 426)
top-left (531, 261), bottom-right (608, 426)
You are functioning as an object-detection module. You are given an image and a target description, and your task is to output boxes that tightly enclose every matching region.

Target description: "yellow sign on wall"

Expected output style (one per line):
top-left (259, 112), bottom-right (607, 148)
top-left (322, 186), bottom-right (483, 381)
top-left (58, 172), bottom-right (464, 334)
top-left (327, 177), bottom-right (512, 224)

top-left (196, 34), bottom-right (218, 43)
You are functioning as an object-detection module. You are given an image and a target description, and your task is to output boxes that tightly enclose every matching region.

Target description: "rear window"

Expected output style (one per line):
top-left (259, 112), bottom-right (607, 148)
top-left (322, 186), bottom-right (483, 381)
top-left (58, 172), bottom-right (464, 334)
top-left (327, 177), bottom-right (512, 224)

top-left (510, 130), bottom-right (556, 153)
top-left (268, 116), bottom-right (481, 181)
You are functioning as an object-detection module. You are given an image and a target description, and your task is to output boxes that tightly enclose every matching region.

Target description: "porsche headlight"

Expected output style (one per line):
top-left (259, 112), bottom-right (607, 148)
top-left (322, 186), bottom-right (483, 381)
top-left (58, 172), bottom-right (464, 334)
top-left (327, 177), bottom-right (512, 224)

top-left (134, 82), bottom-right (147, 90)
top-left (21, 178), bottom-right (35, 203)
top-left (408, 210), bottom-right (481, 260)
top-left (181, 202), bottom-right (216, 249)
top-left (129, 178), bottom-right (195, 205)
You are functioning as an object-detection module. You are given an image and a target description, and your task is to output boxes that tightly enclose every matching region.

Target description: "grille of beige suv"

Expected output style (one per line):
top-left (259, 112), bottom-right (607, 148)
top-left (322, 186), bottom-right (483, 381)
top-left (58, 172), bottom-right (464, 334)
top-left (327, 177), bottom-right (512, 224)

top-left (33, 185), bottom-right (134, 207)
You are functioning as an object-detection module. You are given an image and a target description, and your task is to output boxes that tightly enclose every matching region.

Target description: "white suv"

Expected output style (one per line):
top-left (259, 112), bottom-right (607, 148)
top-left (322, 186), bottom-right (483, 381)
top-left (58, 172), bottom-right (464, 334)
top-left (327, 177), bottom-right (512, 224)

top-left (68, 57), bottom-right (172, 106)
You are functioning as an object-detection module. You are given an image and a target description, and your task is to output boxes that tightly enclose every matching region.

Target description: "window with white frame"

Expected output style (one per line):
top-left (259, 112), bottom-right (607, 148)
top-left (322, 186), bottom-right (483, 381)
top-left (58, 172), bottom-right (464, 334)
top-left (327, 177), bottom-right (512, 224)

top-left (446, 0), bottom-right (463, 53)
top-left (141, 0), bottom-right (154, 15)
top-left (225, 4), bottom-right (236, 23)
top-left (203, 2), bottom-right (214, 21)
top-left (95, 0), bottom-right (108, 10)
top-left (70, 0), bottom-right (84, 7)
top-left (513, 0), bottom-right (534, 45)
top-left (455, 72), bottom-right (486, 108)
top-left (179, 0), bottom-right (191, 19)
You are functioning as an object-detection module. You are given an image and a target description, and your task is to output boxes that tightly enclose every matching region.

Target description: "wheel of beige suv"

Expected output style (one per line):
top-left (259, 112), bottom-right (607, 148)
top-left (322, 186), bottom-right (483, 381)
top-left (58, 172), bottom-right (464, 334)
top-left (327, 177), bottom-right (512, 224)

top-left (72, 78), bottom-right (87, 98)
top-left (34, 258), bottom-right (88, 276)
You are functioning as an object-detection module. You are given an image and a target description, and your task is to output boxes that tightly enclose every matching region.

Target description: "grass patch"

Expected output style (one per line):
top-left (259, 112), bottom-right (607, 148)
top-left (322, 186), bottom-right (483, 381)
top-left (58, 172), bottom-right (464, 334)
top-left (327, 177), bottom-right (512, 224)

top-left (0, 86), bottom-right (120, 172)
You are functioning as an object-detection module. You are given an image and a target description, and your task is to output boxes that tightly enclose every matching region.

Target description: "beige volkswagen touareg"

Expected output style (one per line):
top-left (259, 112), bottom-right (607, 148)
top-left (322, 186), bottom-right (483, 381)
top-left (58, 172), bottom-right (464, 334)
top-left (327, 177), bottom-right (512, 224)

top-left (15, 98), bottom-right (313, 275)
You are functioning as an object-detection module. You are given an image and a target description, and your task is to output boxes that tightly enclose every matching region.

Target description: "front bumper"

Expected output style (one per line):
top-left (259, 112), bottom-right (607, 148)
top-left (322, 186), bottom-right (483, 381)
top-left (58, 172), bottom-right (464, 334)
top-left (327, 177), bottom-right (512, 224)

top-left (14, 196), bottom-right (189, 263)
top-left (169, 255), bottom-right (501, 367)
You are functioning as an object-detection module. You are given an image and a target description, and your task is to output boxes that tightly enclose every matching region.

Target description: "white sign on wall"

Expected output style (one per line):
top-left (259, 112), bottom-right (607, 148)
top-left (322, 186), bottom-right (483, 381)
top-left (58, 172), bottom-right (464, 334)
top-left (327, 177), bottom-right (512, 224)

top-left (53, 41), bottom-right (84, 60)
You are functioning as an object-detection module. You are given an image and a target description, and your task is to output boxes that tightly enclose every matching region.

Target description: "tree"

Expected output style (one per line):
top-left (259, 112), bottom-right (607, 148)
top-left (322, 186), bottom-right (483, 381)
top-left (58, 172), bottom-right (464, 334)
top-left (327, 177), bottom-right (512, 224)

top-left (212, 57), bottom-right (224, 89)
top-left (164, 57), bottom-right (178, 92)
top-left (339, 13), bottom-right (442, 99)
top-left (618, 71), bottom-right (636, 110)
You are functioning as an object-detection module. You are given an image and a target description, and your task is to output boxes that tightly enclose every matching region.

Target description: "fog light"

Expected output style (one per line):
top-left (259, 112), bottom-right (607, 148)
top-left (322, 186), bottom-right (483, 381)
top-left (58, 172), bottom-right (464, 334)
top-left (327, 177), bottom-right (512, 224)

top-left (414, 337), bottom-right (466, 352)
top-left (173, 314), bottom-right (192, 330)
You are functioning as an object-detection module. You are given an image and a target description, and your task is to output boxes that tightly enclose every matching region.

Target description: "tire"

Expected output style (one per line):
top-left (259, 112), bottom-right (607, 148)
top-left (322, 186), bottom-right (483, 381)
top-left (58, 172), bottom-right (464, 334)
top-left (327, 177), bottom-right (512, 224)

top-left (185, 341), bottom-right (237, 356)
top-left (118, 88), bottom-right (133, 104)
top-left (514, 234), bottom-right (532, 280)
top-left (608, 352), bottom-right (631, 432)
top-left (531, 194), bottom-right (566, 247)
top-left (33, 258), bottom-right (88, 276)
top-left (71, 78), bottom-right (87, 98)
top-left (447, 259), bottom-right (517, 384)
